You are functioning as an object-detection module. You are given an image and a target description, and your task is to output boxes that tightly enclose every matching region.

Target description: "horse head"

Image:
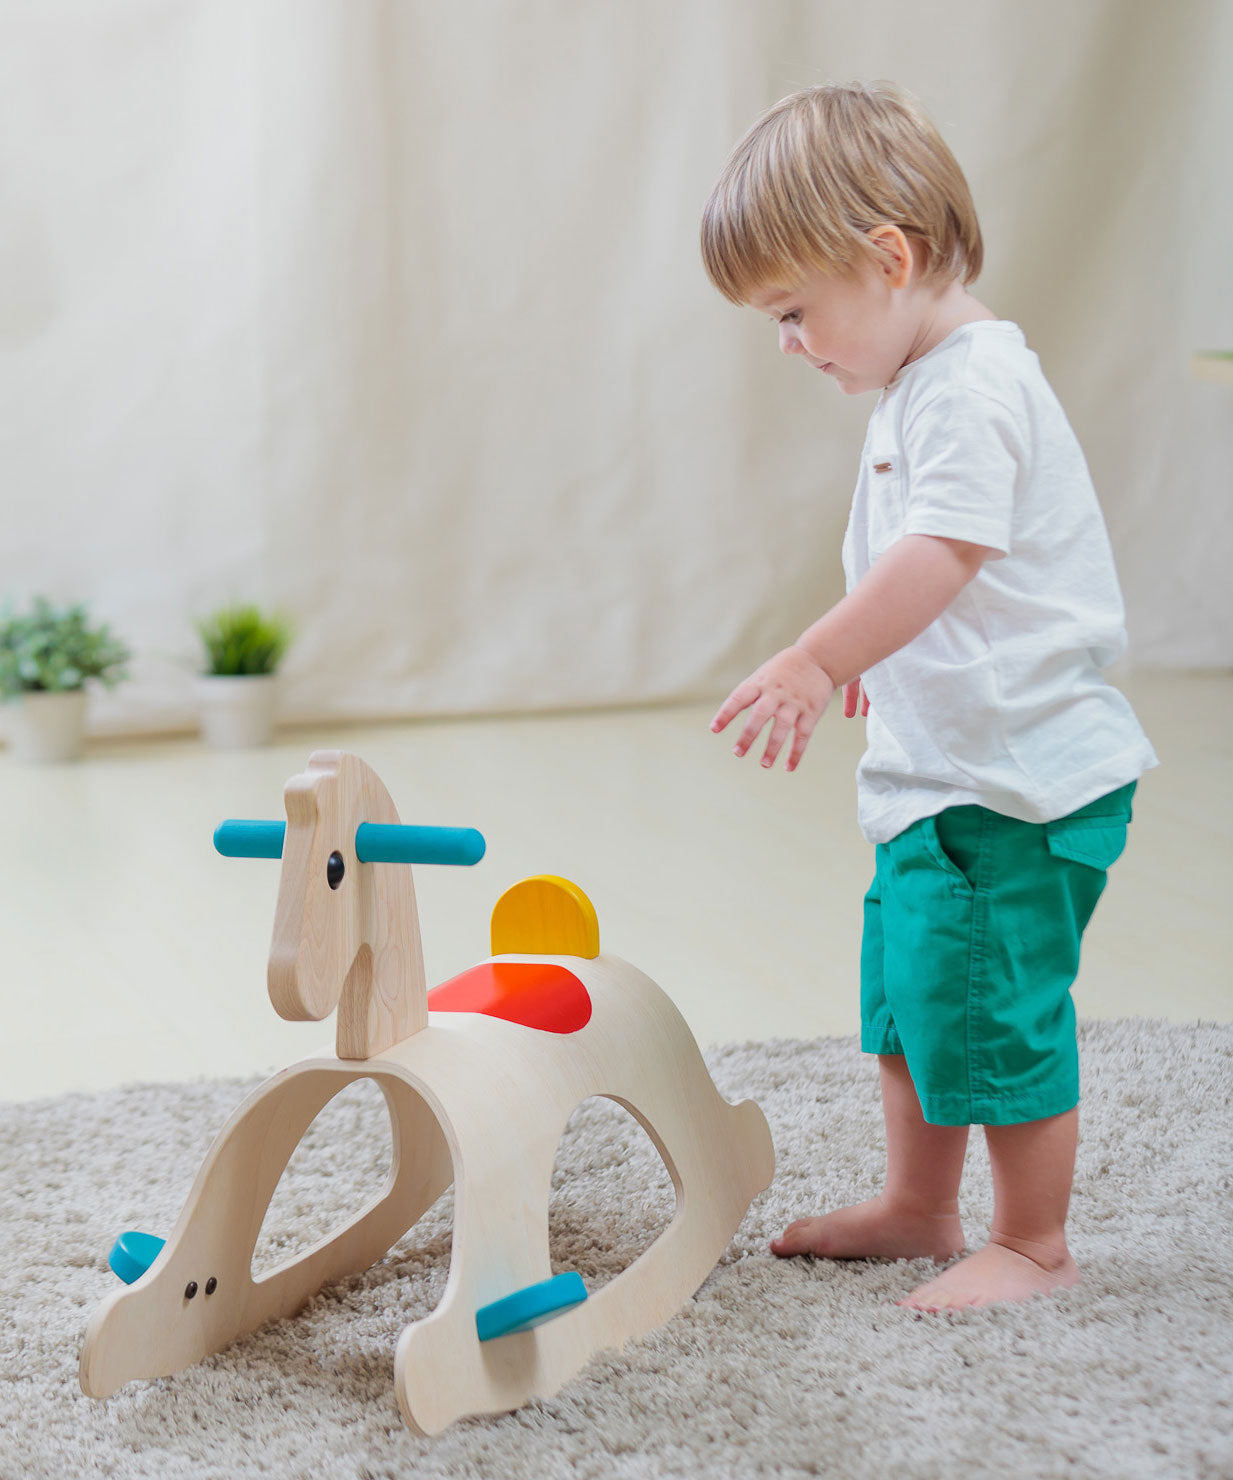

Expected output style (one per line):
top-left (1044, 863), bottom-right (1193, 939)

top-left (214, 751), bottom-right (485, 1059)
top-left (268, 751), bottom-right (420, 1057)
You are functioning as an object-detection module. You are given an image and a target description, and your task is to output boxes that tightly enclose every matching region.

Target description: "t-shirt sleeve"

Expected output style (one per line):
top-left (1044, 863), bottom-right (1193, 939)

top-left (900, 388), bottom-right (1024, 556)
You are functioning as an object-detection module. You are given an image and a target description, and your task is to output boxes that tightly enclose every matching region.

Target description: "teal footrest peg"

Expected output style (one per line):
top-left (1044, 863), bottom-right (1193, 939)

top-left (475, 1271), bottom-right (588, 1341)
top-left (108, 1230), bottom-right (166, 1285)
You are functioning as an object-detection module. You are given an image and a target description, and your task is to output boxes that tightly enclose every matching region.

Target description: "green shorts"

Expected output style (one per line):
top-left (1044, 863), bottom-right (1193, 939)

top-left (860, 783), bottom-right (1137, 1126)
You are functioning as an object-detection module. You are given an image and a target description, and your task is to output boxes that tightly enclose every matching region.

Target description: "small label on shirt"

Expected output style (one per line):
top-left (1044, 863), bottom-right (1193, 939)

top-left (873, 460), bottom-right (893, 473)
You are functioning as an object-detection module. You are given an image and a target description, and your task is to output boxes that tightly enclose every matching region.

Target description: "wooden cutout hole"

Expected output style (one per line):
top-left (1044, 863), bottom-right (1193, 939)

top-left (250, 1078), bottom-right (396, 1282)
top-left (548, 1097), bottom-right (678, 1294)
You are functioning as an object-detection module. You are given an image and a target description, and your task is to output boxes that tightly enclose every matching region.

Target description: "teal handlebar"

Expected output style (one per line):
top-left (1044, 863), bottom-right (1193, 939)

top-left (213, 819), bottom-right (485, 866)
top-left (355, 822), bottom-right (485, 867)
top-left (214, 820), bottom-right (285, 858)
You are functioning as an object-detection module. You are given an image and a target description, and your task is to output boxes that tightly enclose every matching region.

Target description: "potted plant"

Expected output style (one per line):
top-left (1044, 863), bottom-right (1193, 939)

top-left (0, 597), bottom-right (131, 763)
top-left (196, 603), bottom-right (293, 749)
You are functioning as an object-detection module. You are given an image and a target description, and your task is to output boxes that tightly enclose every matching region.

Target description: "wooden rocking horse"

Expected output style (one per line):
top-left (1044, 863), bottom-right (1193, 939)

top-left (79, 751), bottom-right (775, 1435)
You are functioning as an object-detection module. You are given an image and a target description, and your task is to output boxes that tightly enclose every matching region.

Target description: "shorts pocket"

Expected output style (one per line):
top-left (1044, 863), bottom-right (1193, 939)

top-left (1044, 815), bottom-right (1128, 871)
top-left (920, 814), bottom-right (975, 895)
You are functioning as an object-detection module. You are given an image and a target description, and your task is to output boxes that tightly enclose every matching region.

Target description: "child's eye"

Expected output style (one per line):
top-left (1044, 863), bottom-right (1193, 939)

top-left (780, 311), bottom-right (802, 324)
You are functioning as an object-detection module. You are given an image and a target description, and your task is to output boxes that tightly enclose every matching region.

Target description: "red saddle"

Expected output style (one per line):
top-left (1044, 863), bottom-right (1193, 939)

top-left (427, 961), bottom-right (592, 1034)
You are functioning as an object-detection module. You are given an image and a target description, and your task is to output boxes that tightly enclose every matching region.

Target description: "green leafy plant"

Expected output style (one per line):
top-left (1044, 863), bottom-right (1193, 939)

top-left (0, 597), bottom-right (131, 700)
top-left (196, 604), bottom-right (293, 677)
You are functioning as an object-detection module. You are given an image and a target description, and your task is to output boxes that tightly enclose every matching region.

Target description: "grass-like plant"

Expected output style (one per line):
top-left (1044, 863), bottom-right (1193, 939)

top-left (0, 597), bottom-right (131, 699)
top-left (197, 604), bottom-right (293, 677)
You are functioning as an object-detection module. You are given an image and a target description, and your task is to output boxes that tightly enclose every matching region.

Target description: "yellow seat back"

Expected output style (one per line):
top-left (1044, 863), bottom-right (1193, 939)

top-left (490, 875), bottom-right (600, 958)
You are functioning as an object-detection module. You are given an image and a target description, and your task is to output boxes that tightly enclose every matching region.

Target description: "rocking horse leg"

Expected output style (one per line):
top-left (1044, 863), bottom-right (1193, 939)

top-left (84, 1067), bottom-right (344, 1396)
top-left (251, 1073), bottom-right (454, 1316)
top-left (389, 1025), bottom-right (773, 1436)
top-left (392, 1128), bottom-right (563, 1435)
top-left (82, 1066), bottom-right (454, 1400)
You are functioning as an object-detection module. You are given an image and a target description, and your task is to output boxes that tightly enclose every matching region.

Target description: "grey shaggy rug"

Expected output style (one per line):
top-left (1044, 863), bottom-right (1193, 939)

top-left (2, 1020), bottom-right (1231, 1480)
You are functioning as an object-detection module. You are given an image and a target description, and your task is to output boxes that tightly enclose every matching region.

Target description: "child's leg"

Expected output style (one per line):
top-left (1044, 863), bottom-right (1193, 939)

top-left (771, 1054), bottom-right (967, 1261)
top-left (899, 1105), bottom-right (1079, 1309)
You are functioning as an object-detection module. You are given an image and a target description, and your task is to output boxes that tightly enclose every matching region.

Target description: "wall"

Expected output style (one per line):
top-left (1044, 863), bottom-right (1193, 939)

top-left (1, 0), bottom-right (1229, 736)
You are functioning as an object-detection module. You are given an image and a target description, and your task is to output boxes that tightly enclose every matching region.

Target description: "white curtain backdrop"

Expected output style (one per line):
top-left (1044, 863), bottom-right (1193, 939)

top-left (2, 0), bottom-right (1230, 736)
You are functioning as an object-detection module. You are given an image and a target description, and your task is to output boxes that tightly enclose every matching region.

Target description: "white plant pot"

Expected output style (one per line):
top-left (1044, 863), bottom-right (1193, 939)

top-left (6, 689), bottom-right (90, 764)
top-left (198, 675), bottom-right (278, 750)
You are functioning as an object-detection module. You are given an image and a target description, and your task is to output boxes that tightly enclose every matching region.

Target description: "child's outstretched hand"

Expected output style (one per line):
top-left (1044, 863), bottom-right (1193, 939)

top-left (710, 645), bottom-right (836, 771)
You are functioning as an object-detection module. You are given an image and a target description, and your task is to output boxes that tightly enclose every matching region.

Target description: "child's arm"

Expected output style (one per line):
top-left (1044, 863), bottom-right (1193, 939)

top-left (711, 534), bottom-right (994, 771)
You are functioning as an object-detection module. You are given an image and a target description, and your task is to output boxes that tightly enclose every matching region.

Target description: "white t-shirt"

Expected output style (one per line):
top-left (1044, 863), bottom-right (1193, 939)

top-left (841, 319), bottom-right (1158, 845)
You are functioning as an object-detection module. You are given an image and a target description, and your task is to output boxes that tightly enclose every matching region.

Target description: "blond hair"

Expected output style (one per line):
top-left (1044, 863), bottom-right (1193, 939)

top-left (701, 81), bottom-right (983, 303)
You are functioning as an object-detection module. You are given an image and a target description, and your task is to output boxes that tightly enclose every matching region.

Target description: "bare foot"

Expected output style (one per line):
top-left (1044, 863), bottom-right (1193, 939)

top-left (898, 1236), bottom-right (1079, 1310)
top-left (770, 1195), bottom-right (965, 1263)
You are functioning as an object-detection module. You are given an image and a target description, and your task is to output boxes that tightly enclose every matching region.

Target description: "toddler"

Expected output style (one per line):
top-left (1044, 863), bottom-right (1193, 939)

top-left (701, 82), bottom-right (1157, 1310)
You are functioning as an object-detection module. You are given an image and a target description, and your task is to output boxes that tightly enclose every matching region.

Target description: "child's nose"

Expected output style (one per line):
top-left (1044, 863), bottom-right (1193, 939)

top-left (778, 323), bottom-right (803, 355)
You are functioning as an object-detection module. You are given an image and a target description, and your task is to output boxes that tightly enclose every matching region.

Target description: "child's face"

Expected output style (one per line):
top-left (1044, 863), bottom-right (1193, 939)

top-left (748, 260), bottom-right (913, 396)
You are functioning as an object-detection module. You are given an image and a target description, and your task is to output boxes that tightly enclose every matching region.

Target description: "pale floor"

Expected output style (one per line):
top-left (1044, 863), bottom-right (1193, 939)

top-left (0, 672), bottom-right (1229, 1103)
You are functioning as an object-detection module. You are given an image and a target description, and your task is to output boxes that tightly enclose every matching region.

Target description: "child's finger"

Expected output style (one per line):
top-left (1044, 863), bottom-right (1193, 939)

top-left (861, 685), bottom-right (870, 717)
top-left (843, 680), bottom-right (859, 718)
top-left (785, 712), bottom-right (819, 771)
top-left (759, 710), bottom-right (794, 768)
top-left (732, 698), bottom-right (777, 757)
top-left (710, 680), bottom-right (760, 734)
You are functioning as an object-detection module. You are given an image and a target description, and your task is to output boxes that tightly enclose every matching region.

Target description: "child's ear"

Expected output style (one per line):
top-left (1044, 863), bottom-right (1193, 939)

top-left (865, 225), bottom-right (915, 288)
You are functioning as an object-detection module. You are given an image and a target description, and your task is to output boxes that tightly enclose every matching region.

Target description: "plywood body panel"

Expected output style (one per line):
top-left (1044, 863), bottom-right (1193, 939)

top-left (80, 956), bottom-right (773, 1432)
